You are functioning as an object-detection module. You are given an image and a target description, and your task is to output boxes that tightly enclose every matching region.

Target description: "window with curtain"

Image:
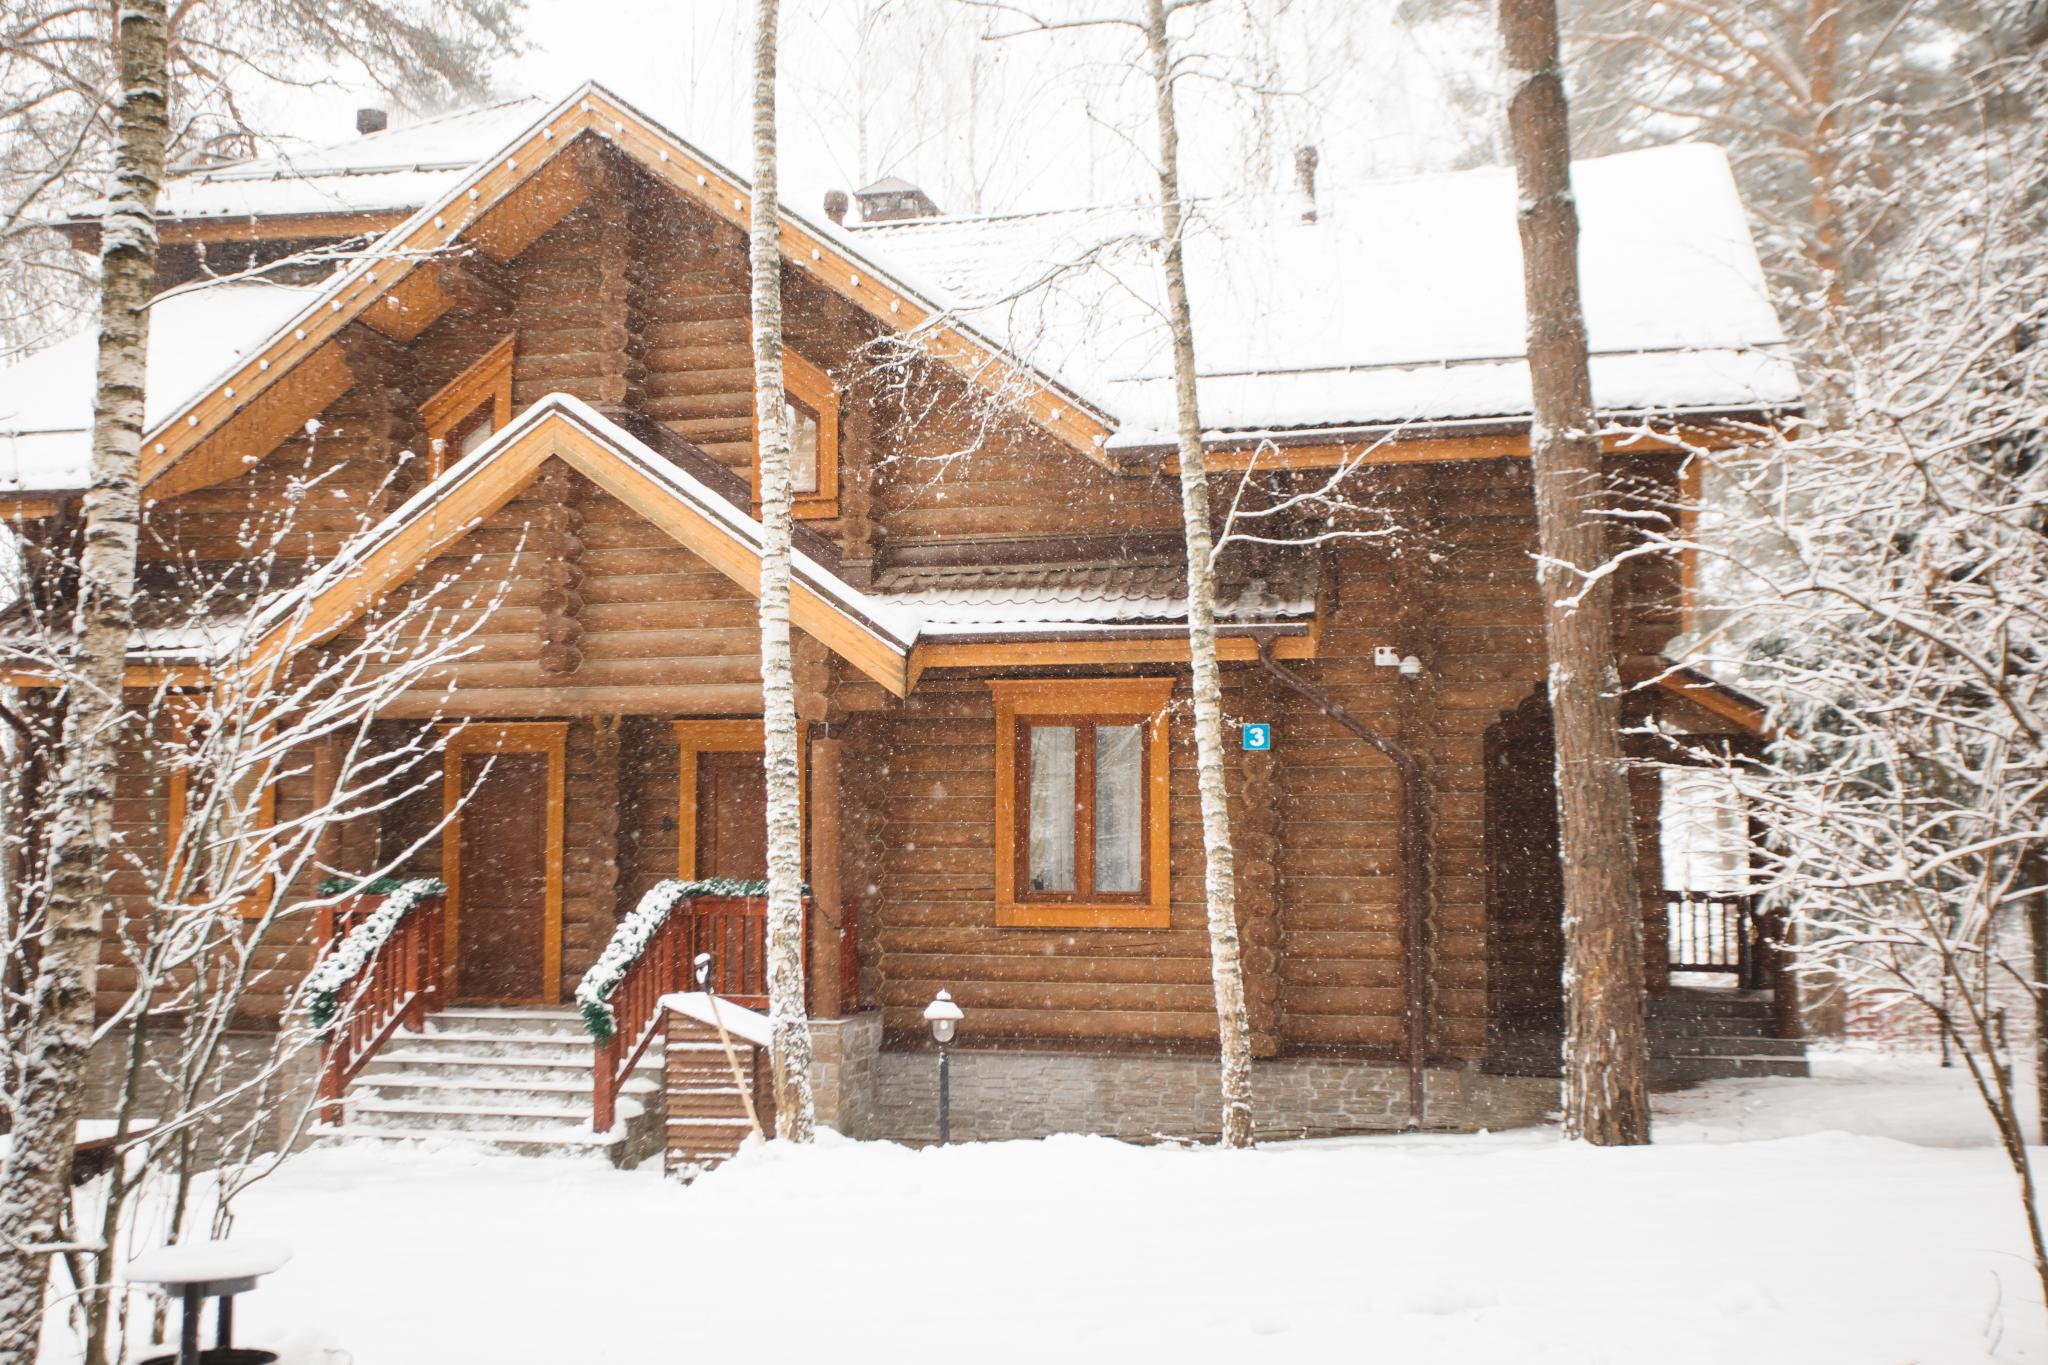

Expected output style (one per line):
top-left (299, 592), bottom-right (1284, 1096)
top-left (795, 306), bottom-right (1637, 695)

top-left (992, 678), bottom-right (1173, 929)
top-left (755, 347), bottom-right (840, 517)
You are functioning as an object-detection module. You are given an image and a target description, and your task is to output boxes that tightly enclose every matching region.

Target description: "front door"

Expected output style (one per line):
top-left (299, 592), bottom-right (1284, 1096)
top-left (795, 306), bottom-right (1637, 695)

top-left (695, 749), bottom-right (768, 880)
top-left (443, 723), bottom-right (566, 1004)
top-left (457, 751), bottom-right (548, 1002)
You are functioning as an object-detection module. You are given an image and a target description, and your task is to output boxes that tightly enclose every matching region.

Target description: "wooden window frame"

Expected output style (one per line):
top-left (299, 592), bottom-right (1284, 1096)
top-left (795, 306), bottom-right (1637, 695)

top-left (991, 678), bottom-right (1173, 930)
top-left (751, 347), bottom-right (840, 520)
top-left (420, 334), bottom-right (516, 478)
top-left (439, 721), bottom-right (566, 1005)
top-left (673, 720), bottom-right (805, 881)
top-left (163, 704), bottom-right (279, 919)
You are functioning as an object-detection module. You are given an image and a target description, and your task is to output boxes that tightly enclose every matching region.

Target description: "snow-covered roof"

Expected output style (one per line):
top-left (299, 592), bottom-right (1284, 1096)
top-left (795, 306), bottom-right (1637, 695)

top-left (873, 558), bottom-right (1316, 633)
top-left (0, 279), bottom-right (326, 493)
top-left (7, 84), bottom-right (1797, 502)
top-left (848, 142), bottom-right (1800, 450)
top-left (103, 98), bottom-right (551, 226)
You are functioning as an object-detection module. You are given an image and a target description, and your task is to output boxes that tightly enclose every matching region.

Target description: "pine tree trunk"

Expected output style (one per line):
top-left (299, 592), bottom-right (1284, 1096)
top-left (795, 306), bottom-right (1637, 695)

top-left (747, 0), bottom-right (816, 1142)
top-left (1495, 0), bottom-right (1650, 1146)
top-left (0, 3), bottom-right (167, 1354)
top-left (1143, 0), bottom-right (1254, 1149)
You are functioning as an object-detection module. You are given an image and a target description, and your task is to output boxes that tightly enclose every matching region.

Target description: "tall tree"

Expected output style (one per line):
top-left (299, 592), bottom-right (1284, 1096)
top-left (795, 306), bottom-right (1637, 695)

top-left (1140, 0), bottom-right (1255, 1150)
top-left (1494, 0), bottom-right (1650, 1146)
top-left (0, 0), bottom-right (170, 1355)
top-left (748, 0), bottom-right (818, 1141)
top-left (966, 0), bottom-right (1256, 1148)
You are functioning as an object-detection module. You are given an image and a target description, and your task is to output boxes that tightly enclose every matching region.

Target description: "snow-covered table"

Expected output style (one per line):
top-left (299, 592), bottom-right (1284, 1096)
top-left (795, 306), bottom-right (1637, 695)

top-left (126, 1238), bottom-right (291, 1365)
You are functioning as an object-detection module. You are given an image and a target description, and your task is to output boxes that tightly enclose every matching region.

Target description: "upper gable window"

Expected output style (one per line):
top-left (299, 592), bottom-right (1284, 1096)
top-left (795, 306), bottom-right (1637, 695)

top-left (754, 348), bottom-right (839, 519)
top-left (421, 334), bottom-right (515, 477)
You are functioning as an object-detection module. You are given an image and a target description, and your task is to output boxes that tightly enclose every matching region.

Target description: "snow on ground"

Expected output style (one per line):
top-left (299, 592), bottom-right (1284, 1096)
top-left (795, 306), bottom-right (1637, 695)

top-left (51, 1049), bottom-right (2048, 1364)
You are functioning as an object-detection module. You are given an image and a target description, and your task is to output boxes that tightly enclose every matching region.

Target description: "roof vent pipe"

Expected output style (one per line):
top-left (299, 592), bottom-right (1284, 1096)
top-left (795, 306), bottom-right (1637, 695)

top-left (356, 108), bottom-right (389, 136)
top-left (823, 189), bottom-right (850, 226)
top-left (1295, 144), bottom-right (1319, 224)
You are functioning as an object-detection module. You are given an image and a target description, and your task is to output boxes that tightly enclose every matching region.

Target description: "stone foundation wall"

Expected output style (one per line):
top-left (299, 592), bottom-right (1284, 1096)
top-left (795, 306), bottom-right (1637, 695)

top-left (846, 1040), bottom-right (1555, 1144)
top-left (81, 1030), bottom-right (320, 1162)
top-left (808, 1013), bottom-right (883, 1138)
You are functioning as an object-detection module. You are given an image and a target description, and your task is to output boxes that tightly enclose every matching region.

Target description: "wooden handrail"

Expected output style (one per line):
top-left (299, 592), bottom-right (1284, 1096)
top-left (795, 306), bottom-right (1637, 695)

top-left (315, 891), bottom-right (446, 1124)
top-left (591, 893), bottom-right (809, 1134)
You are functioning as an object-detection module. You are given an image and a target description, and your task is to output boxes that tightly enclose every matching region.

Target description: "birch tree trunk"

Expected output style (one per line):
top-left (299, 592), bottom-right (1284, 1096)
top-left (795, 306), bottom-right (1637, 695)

top-left (1495, 0), bottom-right (1650, 1146)
top-left (1142, 0), bottom-right (1255, 1149)
top-left (0, 1), bottom-right (168, 1353)
top-left (747, 0), bottom-right (817, 1142)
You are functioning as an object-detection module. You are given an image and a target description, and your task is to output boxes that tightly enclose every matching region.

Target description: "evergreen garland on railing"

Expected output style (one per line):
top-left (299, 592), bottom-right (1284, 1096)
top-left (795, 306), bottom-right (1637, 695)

top-left (318, 875), bottom-right (438, 897)
top-left (305, 878), bottom-right (446, 1034)
top-left (574, 877), bottom-right (776, 1043)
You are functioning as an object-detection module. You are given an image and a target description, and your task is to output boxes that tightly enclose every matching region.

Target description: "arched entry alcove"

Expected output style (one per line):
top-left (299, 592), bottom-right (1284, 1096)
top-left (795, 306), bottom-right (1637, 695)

top-left (1482, 687), bottom-right (1565, 1075)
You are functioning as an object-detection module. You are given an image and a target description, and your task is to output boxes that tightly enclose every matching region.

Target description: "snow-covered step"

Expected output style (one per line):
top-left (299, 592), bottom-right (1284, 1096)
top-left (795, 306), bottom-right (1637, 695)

top-left (383, 1032), bottom-right (595, 1061)
top-left (347, 1074), bottom-right (658, 1108)
top-left (345, 1099), bottom-right (598, 1133)
top-left (311, 1121), bottom-right (624, 1158)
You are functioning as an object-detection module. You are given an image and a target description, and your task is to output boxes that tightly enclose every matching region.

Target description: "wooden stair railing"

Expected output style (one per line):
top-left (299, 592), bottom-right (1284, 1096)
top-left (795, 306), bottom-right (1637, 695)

top-left (585, 888), bottom-right (812, 1135)
top-left (313, 884), bottom-right (446, 1124)
top-left (1664, 889), bottom-right (1763, 987)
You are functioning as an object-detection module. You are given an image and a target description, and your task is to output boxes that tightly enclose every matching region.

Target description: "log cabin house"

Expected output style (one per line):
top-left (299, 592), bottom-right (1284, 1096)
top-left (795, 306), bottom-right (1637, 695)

top-left (0, 83), bottom-right (1802, 1159)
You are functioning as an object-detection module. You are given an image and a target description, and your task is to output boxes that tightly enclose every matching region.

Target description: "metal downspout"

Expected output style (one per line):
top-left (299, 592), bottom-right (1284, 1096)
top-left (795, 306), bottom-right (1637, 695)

top-left (1254, 636), bottom-right (1431, 1130)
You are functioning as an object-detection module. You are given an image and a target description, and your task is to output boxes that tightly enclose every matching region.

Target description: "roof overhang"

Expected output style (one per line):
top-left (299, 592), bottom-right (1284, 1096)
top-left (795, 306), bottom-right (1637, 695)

top-left (1123, 406), bottom-right (1795, 474)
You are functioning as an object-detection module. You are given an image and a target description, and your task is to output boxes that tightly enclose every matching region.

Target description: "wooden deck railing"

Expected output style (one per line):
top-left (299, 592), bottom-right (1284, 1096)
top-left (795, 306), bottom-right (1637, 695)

top-left (1664, 889), bottom-right (1761, 985)
top-left (315, 890), bottom-right (445, 1124)
top-left (590, 893), bottom-right (817, 1134)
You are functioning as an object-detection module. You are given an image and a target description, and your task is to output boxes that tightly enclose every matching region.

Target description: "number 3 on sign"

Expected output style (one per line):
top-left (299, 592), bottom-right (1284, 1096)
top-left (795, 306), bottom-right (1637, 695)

top-left (1241, 723), bottom-right (1271, 752)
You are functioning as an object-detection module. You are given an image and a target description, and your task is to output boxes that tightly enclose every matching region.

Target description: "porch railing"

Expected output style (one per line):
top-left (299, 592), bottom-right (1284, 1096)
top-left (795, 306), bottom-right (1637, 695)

top-left (1664, 889), bottom-right (1760, 985)
top-left (580, 883), bottom-right (817, 1134)
top-left (311, 881), bottom-right (446, 1124)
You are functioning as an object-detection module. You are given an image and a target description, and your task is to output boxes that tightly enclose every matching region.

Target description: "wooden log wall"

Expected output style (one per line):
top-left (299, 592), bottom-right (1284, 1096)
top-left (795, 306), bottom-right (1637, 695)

top-left (355, 464), bottom-right (782, 718)
top-left (97, 706), bottom-right (325, 1026)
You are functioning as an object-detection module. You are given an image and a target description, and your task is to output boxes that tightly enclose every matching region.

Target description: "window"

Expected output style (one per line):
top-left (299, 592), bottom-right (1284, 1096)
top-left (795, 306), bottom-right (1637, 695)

top-left (991, 678), bottom-right (1173, 929)
top-left (163, 710), bottom-right (278, 916)
top-left (753, 347), bottom-right (839, 519)
top-left (420, 334), bottom-right (515, 477)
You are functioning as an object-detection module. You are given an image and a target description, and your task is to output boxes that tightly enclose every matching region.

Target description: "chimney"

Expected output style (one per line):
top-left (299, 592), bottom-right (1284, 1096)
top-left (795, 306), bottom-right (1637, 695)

top-left (1294, 145), bottom-right (1319, 224)
top-left (356, 107), bottom-right (389, 136)
top-left (823, 189), bottom-right (850, 226)
top-left (854, 176), bottom-right (942, 224)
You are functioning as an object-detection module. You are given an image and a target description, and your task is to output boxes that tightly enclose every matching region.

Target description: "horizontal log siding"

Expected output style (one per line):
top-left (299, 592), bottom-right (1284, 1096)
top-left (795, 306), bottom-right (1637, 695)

top-left (861, 674), bottom-right (1228, 1046)
top-left (351, 463), bottom-right (791, 716)
top-left (97, 716), bottom-right (324, 1026)
top-left (876, 400), bottom-right (1183, 546)
top-left (138, 382), bottom-right (399, 564)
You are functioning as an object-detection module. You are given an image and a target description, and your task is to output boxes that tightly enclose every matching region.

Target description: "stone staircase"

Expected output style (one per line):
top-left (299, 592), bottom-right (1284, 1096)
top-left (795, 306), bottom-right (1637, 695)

top-left (1648, 984), bottom-right (1809, 1086)
top-left (313, 1006), bottom-right (661, 1163)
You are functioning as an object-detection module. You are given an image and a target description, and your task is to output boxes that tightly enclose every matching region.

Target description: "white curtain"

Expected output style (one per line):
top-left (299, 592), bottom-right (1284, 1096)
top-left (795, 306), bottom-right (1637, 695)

top-left (1094, 724), bottom-right (1144, 893)
top-left (1028, 725), bottom-right (1076, 891)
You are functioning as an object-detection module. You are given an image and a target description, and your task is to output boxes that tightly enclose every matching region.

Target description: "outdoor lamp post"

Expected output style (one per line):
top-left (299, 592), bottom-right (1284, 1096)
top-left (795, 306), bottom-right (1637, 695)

top-left (923, 989), bottom-right (964, 1145)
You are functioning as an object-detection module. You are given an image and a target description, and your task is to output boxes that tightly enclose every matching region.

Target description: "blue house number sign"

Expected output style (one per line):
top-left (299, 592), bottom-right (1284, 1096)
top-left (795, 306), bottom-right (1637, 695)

top-left (1242, 723), bottom-right (1272, 752)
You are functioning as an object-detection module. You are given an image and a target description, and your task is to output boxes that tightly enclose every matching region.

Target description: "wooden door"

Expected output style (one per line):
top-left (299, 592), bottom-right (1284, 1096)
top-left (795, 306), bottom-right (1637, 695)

top-left (695, 750), bottom-right (768, 881)
top-left (442, 722), bottom-right (566, 1005)
top-left (455, 751), bottom-right (550, 1003)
